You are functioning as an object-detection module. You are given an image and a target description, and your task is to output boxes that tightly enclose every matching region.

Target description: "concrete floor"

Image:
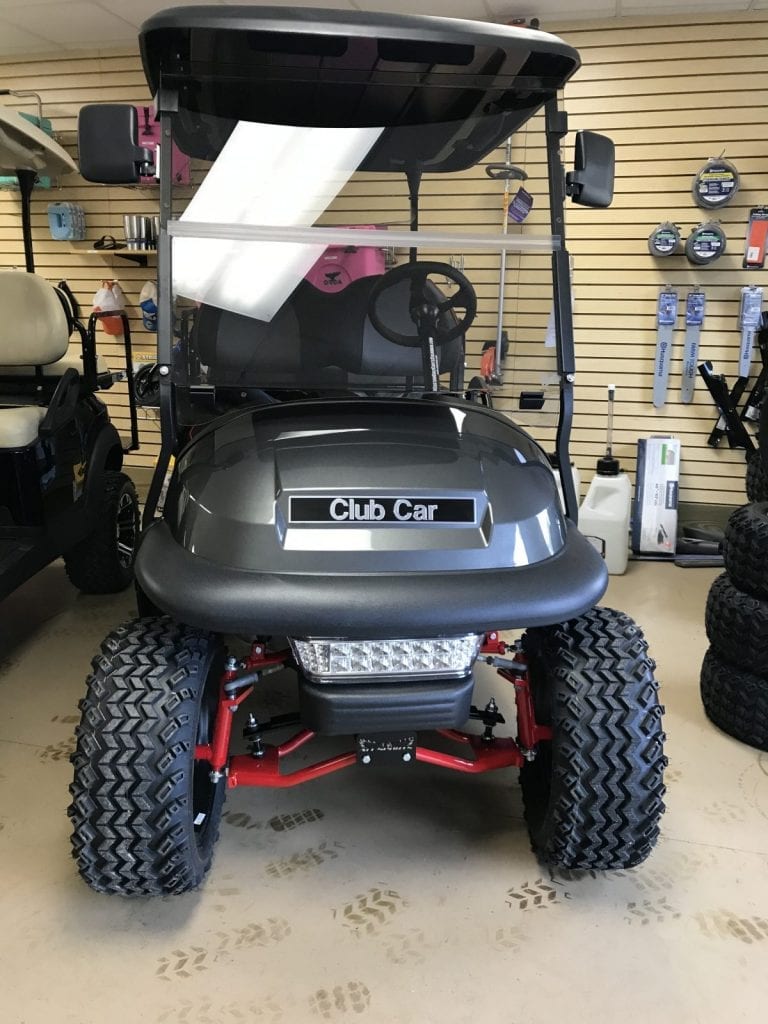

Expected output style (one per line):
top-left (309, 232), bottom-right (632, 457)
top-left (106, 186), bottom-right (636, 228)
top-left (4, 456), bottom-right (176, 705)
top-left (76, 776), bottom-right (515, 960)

top-left (0, 562), bottom-right (766, 1024)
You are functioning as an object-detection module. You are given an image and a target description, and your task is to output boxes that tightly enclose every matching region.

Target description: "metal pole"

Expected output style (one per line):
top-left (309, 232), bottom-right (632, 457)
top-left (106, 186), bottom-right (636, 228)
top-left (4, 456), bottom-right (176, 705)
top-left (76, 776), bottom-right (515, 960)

top-left (544, 98), bottom-right (577, 523)
top-left (17, 170), bottom-right (35, 273)
top-left (494, 137), bottom-right (512, 375)
top-left (143, 104), bottom-right (177, 525)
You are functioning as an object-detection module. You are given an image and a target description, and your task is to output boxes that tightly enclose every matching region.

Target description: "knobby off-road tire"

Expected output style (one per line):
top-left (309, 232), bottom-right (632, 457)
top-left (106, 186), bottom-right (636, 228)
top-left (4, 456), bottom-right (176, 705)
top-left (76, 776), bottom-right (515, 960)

top-left (746, 450), bottom-right (768, 503)
top-left (69, 617), bottom-right (226, 895)
top-left (723, 502), bottom-right (768, 601)
top-left (64, 471), bottom-right (139, 594)
top-left (520, 607), bottom-right (666, 870)
top-left (705, 574), bottom-right (768, 676)
top-left (700, 647), bottom-right (768, 752)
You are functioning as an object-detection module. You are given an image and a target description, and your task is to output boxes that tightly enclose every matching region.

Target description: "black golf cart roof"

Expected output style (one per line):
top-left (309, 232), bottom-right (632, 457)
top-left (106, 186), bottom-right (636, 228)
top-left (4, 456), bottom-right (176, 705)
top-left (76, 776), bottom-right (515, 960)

top-left (139, 5), bottom-right (580, 171)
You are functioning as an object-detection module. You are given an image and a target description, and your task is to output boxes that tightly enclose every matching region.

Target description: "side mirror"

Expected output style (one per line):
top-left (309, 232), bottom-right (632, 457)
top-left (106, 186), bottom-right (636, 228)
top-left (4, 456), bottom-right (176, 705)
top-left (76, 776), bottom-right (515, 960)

top-left (566, 131), bottom-right (615, 208)
top-left (78, 104), bottom-right (154, 184)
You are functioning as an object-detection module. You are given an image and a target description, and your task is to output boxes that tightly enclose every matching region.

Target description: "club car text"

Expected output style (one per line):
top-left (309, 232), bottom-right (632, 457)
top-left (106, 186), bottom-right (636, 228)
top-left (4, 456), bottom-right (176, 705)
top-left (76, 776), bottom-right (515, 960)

top-left (289, 496), bottom-right (476, 525)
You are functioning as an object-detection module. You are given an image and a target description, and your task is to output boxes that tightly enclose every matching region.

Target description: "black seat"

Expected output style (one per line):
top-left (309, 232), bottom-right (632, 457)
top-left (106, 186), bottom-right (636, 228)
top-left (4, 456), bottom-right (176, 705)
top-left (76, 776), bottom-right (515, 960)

top-left (190, 274), bottom-right (463, 391)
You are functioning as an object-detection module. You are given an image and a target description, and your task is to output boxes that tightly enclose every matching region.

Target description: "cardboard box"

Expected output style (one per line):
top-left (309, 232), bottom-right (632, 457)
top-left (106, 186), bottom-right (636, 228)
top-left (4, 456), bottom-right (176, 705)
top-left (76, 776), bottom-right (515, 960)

top-left (632, 436), bottom-right (680, 555)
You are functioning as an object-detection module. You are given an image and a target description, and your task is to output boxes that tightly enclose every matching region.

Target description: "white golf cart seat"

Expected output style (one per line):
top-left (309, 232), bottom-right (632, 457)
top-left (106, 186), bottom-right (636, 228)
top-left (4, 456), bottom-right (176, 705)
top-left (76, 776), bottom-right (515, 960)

top-left (0, 270), bottom-right (72, 447)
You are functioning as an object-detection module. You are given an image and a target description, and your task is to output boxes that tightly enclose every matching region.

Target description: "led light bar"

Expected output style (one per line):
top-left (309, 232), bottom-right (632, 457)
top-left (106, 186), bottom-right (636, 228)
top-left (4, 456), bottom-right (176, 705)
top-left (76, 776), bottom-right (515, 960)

top-left (290, 635), bottom-right (482, 682)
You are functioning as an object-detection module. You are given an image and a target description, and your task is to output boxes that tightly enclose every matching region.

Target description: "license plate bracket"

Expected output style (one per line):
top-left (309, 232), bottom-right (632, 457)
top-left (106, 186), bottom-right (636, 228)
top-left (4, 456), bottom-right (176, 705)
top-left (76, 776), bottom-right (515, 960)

top-left (356, 732), bottom-right (417, 766)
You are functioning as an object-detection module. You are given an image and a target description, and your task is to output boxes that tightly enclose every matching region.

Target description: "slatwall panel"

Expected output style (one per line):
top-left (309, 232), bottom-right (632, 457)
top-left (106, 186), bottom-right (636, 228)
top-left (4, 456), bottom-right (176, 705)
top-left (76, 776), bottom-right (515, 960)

top-left (551, 11), bottom-right (768, 505)
top-left (1, 12), bottom-right (766, 502)
top-left (0, 49), bottom-right (159, 468)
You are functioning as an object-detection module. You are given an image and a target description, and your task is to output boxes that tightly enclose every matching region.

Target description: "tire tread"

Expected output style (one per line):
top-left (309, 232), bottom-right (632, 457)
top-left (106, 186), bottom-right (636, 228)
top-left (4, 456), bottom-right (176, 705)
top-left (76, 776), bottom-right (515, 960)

top-left (700, 647), bottom-right (768, 752)
top-left (520, 606), bottom-right (666, 870)
top-left (68, 617), bottom-right (224, 896)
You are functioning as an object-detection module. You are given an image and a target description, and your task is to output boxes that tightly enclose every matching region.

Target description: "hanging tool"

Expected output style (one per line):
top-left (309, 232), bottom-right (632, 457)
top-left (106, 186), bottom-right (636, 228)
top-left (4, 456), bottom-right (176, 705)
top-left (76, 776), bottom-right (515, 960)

top-left (742, 315), bottom-right (768, 423)
top-left (653, 288), bottom-right (678, 409)
top-left (699, 362), bottom-right (755, 451)
top-left (484, 138), bottom-right (527, 384)
top-left (738, 286), bottom-right (763, 379)
top-left (680, 290), bottom-right (705, 404)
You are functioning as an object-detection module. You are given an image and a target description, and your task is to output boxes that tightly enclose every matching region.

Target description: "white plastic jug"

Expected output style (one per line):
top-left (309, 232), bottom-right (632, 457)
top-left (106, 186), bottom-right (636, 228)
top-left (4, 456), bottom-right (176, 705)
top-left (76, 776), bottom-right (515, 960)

top-left (579, 471), bottom-right (632, 575)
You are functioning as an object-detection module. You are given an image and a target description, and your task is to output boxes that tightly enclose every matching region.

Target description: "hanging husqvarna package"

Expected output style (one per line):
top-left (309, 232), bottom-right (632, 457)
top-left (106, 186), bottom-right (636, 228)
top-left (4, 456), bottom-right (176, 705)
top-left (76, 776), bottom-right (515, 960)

top-left (692, 157), bottom-right (740, 210)
top-left (653, 288), bottom-right (678, 409)
top-left (648, 222), bottom-right (682, 257)
top-left (743, 208), bottom-right (768, 269)
top-left (685, 222), bottom-right (726, 265)
top-left (680, 290), bottom-right (705, 404)
top-left (738, 286), bottom-right (763, 379)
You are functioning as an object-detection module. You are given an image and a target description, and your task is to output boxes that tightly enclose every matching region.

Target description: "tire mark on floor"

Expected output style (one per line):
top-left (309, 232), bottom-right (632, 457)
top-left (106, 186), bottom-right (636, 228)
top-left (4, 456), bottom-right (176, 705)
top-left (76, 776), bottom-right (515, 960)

top-left (506, 879), bottom-right (563, 910)
top-left (697, 910), bottom-right (768, 944)
top-left (703, 800), bottom-right (748, 824)
top-left (222, 810), bottom-right (263, 831)
top-left (334, 888), bottom-right (406, 937)
top-left (269, 808), bottom-right (324, 831)
top-left (309, 982), bottom-right (371, 1019)
top-left (490, 925), bottom-right (524, 951)
top-left (156, 995), bottom-right (284, 1022)
top-left (265, 841), bottom-right (344, 879)
top-left (38, 737), bottom-right (76, 762)
top-left (624, 897), bottom-right (682, 925)
top-left (382, 928), bottom-right (428, 965)
top-left (155, 917), bottom-right (291, 981)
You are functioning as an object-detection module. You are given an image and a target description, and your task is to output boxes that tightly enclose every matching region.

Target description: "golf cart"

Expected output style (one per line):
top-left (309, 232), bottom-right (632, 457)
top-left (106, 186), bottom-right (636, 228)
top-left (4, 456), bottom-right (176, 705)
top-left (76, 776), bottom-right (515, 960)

top-left (0, 104), bottom-right (140, 602)
top-left (70, 5), bottom-right (665, 896)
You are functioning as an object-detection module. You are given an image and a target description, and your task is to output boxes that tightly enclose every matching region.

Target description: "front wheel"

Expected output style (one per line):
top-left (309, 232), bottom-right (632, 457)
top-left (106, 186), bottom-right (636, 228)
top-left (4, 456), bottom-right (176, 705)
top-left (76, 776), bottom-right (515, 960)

top-left (64, 470), bottom-right (139, 593)
top-left (69, 617), bottom-right (226, 895)
top-left (520, 606), bottom-right (666, 870)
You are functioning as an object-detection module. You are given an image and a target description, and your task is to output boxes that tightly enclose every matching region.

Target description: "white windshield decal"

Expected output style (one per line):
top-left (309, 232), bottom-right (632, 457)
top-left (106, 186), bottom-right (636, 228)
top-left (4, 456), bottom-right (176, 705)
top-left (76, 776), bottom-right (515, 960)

top-left (174, 121), bottom-right (383, 321)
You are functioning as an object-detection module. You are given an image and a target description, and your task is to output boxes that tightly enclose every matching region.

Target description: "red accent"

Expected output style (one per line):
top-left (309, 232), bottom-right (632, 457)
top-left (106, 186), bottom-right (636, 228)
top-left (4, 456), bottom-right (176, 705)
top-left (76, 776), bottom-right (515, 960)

top-left (228, 747), bottom-right (358, 788)
top-left (201, 684), bottom-right (254, 771)
top-left (244, 643), bottom-right (291, 670)
top-left (196, 642), bottom-right (552, 787)
top-left (501, 656), bottom-right (553, 747)
top-left (417, 735), bottom-right (523, 771)
top-left (481, 631), bottom-right (507, 656)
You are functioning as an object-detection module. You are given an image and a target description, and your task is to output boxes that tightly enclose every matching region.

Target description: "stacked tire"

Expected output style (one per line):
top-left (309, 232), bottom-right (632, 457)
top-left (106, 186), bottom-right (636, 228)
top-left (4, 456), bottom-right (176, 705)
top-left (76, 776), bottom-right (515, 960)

top-left (746, 449), bottom-right (768, 503)
top-left (701, 503), bottom-right (768, 751)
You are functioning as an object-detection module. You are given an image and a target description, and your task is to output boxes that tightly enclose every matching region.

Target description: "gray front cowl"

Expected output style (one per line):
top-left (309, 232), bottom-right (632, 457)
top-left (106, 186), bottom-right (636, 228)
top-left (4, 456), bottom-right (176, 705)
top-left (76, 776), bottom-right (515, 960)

top-left (167, 398), bottom-right (566, 574)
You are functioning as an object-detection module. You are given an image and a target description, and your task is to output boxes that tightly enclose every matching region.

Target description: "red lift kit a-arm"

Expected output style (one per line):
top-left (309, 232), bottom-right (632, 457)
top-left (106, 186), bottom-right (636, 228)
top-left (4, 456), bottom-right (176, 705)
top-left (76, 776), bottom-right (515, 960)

top-left (195, 633), bottom-right (552, 789)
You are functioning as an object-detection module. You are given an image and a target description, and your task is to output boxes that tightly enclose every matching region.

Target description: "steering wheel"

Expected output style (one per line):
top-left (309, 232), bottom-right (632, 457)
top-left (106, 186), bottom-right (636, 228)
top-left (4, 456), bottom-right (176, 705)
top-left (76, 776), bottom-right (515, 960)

top-left (368, 260), bottom-right (477, 347)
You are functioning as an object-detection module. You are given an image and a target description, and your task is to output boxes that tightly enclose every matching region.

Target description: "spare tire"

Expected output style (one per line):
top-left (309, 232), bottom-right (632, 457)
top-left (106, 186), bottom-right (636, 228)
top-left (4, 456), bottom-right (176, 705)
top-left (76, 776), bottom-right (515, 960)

top-left (700, 647), bottom-right (768, 752)
top-left (746, 450), bottom-right (768, 503)
top-left (705, 573), bottom-right (768, 676)
top-left (723, 502), bottom-right (768, 600)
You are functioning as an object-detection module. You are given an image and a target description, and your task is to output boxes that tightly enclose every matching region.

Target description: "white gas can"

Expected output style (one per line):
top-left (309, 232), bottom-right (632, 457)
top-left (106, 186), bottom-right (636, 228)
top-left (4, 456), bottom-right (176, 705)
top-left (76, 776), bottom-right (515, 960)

top-left (579, 471), bottom-right (632, 575)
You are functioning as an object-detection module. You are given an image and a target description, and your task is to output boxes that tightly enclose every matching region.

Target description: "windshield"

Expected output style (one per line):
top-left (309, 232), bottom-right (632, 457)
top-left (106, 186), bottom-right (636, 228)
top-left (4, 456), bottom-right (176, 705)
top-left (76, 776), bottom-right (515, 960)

top-left (168, 105), bottom-right (561, 444)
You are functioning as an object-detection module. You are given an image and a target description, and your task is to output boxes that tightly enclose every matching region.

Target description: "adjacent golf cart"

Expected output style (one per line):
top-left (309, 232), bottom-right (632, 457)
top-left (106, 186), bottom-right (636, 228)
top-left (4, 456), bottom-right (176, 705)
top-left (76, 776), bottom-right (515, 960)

top-left (70, 5), bottom-right (666, 896)
top-left (0, 105), bottom-right (140, 602)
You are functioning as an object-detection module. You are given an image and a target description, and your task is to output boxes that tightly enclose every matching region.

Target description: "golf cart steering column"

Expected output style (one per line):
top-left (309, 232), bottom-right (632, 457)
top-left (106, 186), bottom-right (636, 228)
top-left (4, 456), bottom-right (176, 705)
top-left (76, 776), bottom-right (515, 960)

top-left (410, 286), bottom-right (442, 392)
top-left (368, 261), bottom-right (477, 392)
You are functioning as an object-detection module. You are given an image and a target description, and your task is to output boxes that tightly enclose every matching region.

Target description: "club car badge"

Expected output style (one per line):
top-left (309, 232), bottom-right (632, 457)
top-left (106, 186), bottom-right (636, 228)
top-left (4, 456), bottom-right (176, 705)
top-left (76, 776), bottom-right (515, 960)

top-left (289, 496), bottom-right (476, 524)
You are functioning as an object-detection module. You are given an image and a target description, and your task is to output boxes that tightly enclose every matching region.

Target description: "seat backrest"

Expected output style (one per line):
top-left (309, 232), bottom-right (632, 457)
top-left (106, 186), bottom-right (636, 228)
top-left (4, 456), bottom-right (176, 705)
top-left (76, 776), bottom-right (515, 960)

top-left (291, 276), bottom-right (462, 381)
top-left (0, 271), bottom-right (70, 367)
top-left (191, 274), bottom-right (462, 390)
